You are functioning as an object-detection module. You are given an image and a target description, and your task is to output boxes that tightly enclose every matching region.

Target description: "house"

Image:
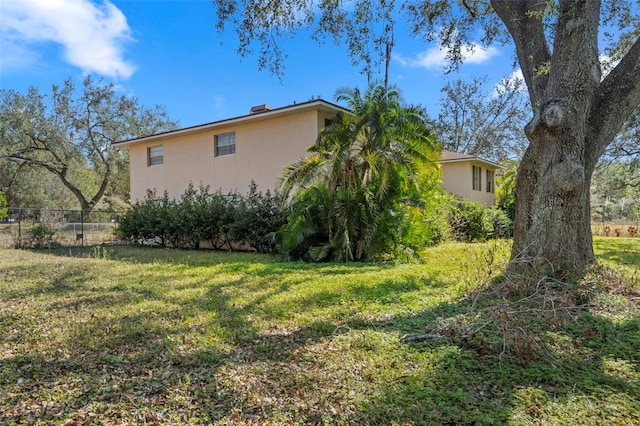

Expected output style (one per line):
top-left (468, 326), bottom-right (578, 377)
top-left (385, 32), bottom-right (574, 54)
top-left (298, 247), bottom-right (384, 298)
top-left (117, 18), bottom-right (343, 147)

top-left (439, 151), bottom-right (503, 206)
top-left (114, 100), bottom-right (503, 206)
top-left (114, 99), bottom-right (348, 202)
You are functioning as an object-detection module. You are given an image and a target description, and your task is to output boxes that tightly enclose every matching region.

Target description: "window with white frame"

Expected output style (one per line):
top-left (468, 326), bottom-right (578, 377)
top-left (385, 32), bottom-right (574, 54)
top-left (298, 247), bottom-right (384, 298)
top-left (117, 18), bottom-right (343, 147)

top-left (486, 170), bottom-right (495, 193)
top-left (147, 145), bottom-right (163, 166)
top-left (215, 132), bottom-right (236, 156)
top-left (472, 165), bottom-right (482, 191)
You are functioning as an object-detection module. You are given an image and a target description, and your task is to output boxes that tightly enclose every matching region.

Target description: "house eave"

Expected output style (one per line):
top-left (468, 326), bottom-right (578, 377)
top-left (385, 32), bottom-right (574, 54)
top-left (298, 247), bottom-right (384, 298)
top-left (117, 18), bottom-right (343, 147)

top-left (113, 99), bottom-right (349, 148)
top-left (439, 157), bottom-right (505, 169)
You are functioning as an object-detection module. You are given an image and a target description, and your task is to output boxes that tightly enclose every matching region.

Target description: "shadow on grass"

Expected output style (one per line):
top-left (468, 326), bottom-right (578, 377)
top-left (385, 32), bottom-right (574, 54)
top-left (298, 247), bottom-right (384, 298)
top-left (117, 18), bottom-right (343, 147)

top-left (1, 245), bottom-right (638, 424)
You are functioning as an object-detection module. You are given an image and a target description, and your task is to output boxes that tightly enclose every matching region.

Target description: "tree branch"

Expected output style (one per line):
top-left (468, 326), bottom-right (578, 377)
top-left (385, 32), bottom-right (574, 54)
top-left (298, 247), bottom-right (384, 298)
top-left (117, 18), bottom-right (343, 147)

top-left (491, 0), bottom-right (551, 108)
top-left (588, 36), bottom-right (640, 164)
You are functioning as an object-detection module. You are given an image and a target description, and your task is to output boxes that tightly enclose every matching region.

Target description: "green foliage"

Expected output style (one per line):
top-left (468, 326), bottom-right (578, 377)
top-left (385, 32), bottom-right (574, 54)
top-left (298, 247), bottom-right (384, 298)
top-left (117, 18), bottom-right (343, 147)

top-left (449, 199), bottom-right (490, 242)
top-left (591, 160), bottom-right (640, 225)
top-left (280, 84), bottom-right (442, 262)
top-left (449, 199), bottom-right (513, 242)
top-left (496, 159), bottom-right (518, 221)
top-left (0, 192), bottom-right (7, 220)
top-left (117, 189), bottom-right (172, 247)
top-left (116, 183), bottom-right (284, 252)
top-left (485, 207), bottom-right (513, 239)
top-left (23, 224), bottom-right (56, 248)
top-left (229, 182), bottom-right (285, 253)
top-left (0, 75), bottom-right (177, 211)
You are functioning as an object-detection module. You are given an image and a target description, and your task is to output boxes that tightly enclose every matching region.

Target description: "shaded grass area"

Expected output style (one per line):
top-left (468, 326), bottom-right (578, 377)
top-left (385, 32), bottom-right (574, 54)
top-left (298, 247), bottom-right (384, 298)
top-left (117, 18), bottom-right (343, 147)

top-left (0, 239), bottom-right (638, 425)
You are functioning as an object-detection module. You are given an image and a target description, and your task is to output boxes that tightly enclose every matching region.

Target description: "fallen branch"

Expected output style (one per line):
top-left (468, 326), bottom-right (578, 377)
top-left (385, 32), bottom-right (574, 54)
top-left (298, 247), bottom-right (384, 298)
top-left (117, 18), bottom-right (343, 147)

top-left (401, 333), bottom-right (444, 344)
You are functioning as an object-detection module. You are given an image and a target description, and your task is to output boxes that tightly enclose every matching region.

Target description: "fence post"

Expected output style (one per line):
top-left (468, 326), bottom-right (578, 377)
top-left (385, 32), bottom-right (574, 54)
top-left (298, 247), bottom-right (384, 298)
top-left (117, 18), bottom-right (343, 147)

top-left (81, 210), bottom-right (84, 247)
top-left (18, 208), bottom-right (22, 248)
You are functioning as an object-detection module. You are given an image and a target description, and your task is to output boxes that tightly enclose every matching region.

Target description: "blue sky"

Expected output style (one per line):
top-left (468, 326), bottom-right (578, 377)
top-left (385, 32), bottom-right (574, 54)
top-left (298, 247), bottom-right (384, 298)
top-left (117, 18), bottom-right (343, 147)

top-left (0, 0), bottom-right (520, 128)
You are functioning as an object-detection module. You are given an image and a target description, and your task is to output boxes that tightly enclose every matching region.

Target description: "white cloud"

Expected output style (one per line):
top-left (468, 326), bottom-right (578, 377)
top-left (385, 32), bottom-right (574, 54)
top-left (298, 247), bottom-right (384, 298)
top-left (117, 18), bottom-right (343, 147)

top-left (491, 69), bottom-right (527, 98)
top-left (0, 0), bottom-right (135, 79)
top-left (508, 68), bottom-right (525, 84)
top-left (396, 43), bottom-right (500, 70)
top-left (599, 54), bottom-right (620, 78)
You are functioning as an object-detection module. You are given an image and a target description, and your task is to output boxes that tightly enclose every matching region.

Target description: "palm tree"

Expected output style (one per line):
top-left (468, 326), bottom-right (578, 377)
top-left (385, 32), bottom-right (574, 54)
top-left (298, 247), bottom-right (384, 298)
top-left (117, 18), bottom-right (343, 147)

top-left (280, 83), bottom-right (440, 261)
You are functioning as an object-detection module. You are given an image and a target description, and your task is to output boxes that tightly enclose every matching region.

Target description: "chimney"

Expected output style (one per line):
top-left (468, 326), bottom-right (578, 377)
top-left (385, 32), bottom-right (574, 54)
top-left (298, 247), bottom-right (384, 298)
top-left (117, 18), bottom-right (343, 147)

top-left (250, 104), bottom-right (272, 114)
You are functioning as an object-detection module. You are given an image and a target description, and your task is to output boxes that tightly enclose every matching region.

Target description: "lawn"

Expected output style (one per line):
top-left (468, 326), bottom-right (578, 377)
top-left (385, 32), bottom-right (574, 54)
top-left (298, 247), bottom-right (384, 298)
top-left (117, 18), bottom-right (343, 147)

top-left (0, 239), bottom-right (638, 425)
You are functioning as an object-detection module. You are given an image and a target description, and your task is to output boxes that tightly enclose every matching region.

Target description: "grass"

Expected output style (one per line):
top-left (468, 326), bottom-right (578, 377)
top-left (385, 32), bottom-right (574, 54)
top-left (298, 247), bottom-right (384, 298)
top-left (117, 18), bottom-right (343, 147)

top-left (0, 238), bottom-right (638, 425)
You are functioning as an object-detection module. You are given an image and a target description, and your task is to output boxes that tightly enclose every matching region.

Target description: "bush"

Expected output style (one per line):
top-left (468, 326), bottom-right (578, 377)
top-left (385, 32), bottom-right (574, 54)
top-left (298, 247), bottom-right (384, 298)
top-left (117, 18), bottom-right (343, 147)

top-left (116, 189), bottom-right (173, 246)
top-left (116, 183), bottom-right (283, 252)
top-left (448, 199), bottom-right (513, 242)
top-left (229, 182), bottom-right (285, 253)
top-left (449, 199), bottom-right (490, 242)
top-left (23, 224), bottom-right (56, 248)
top-left (396, 198), bottom-right (449, 252)
top-left (0, 192), bottom-right (7, 221)
top-left (485, 207), bottom-right (513, 239)
top-left (278, 184), bottom-right (450, 263)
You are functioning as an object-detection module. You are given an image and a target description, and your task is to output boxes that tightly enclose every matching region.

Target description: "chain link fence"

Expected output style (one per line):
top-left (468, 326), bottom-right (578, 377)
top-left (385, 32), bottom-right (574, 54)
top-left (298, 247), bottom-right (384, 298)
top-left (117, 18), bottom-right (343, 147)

top-left (0, 208), bottom-right (125, 248)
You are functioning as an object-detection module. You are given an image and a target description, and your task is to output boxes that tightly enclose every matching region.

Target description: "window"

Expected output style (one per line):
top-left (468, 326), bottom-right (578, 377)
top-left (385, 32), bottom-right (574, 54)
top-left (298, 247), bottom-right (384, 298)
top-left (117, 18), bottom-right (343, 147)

top-left (486, 170), bottom-right (495, 193)
top-left (148, 145), bottom-right (163, 166)
top-left (215, 132), bottom-right (236, 156)
top-left (472, 165), bottom-right (482, 191)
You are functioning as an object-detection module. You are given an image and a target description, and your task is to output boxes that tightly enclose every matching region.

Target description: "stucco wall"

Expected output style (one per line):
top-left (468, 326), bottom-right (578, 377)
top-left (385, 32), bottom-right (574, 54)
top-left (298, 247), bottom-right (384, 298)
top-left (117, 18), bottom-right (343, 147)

top-left (128, 109), bottom-right (323, 201)
top-left (440, 161), bottom-right (497, 206)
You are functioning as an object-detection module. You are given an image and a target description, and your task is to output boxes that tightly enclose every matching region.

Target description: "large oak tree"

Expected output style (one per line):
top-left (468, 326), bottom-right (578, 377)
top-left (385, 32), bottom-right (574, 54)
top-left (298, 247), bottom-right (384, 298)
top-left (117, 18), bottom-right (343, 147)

top-left (0, 76), bottom-right (178, 212)
top-left (213, 0), bottom-right (640, 278)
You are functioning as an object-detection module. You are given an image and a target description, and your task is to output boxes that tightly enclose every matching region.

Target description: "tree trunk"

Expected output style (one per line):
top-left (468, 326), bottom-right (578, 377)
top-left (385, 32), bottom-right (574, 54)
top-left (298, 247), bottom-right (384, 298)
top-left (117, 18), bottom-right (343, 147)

top-left (510, 135), bottom-right (596, 278)
top-left (492, 0), bottom-right (640, 279)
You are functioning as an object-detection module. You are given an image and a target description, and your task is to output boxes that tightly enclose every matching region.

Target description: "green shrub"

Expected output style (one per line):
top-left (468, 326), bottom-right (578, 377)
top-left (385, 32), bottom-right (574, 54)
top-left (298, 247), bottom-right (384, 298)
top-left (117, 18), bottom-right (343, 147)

top-left (496, 159), bottom-right (518, 221)
top-left (448, 199), bottom-right (513, 242)
top-left (278, 184), bottom-right (336, 262)
top-left (0, 192), bottom-right (7, 221)
top-left (485, 207), bottom-right (513, 239)
top-left (279, 184), bottom-right (449, 263)
top-left (448, 199), bottom-right (492, 242)
top-left (24, 224), bottom-right (56, 248)
top-left (415, 191), bottom-right (452, 247)
top-left (116, 183), bottom-right (283, 253)
top-left (116, 189), bottom-right (173, 246)
top-left (229, 182), bottom-right (285, 253)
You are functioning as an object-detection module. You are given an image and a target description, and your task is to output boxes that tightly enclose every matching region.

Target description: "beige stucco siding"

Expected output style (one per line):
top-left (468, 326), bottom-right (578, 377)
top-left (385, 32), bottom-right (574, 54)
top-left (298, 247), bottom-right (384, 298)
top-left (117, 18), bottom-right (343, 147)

top-left (128, 109), bottom-right (321, 201)
top-left (440, 160), bottom-right (497, 206)
top-left (232, 110), bottom-right (320, 193)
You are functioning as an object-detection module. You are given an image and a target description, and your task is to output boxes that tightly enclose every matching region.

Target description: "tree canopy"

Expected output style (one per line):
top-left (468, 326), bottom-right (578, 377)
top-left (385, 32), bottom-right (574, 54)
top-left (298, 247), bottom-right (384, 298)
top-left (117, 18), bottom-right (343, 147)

top-left (435, 75), bottom-right (529, 162)
top-left (0, 76), bottom-right (178, 212)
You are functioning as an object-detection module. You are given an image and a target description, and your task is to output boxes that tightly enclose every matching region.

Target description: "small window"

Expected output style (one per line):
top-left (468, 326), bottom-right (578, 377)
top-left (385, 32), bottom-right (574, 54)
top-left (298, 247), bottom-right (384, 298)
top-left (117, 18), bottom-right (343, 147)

top-left (215, 132), bottom-right (236, 156)
top-left (486, 170), bottom-right (495, 193)
top-left (472, 165), bottom-right (482, 191)
top-left (148, 145), bottom-right (163, 166)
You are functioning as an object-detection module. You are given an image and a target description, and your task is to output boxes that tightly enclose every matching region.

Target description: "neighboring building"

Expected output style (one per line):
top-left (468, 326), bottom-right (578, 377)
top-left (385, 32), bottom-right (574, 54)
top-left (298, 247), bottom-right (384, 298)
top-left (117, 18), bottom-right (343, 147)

top-left (439, 151), bottom-right (503, 206)
top-left (114, 100), bottom-right (348, 202)
top-left (114, 100), bottom-right (502, 206)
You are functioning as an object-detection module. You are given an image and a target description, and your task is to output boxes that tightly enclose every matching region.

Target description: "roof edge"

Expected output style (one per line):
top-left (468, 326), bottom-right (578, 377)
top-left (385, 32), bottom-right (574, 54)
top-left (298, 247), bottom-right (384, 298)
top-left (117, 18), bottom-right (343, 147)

top-left (114, 98), bottom-right (349, 147)
top-left (439, 151), bottom-right (504, 169)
